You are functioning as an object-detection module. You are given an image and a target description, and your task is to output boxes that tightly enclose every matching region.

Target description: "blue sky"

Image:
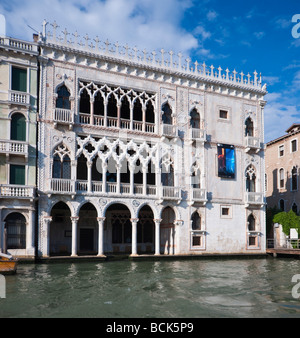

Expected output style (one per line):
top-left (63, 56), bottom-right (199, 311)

top-left (0, 0), bottom-right (299, 142)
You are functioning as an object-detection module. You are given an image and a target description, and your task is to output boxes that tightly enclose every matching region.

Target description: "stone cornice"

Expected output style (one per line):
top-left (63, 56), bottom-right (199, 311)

top-left (41, 42), bottom-right (267, 97)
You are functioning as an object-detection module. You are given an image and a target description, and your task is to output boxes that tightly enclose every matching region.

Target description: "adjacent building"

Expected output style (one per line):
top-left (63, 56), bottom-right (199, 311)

top-left (0, 16), bottom-right (38, 257)
top-left (266, 124), bottom-right (300, 213)
top-left (36, 21), bottom-right (267, 258)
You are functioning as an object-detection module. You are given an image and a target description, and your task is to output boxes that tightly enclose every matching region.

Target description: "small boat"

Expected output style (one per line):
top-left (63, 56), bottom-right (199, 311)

top-left (0, 253), bottom-right (18, 275)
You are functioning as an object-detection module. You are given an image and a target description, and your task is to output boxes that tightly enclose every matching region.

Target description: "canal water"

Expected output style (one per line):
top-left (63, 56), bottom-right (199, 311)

top-left (1, 257), bottom-right (300, 318)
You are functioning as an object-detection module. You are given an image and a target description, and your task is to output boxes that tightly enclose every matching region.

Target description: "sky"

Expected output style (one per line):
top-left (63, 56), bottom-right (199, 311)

top-left (0, 0), bottom-right (299, 143)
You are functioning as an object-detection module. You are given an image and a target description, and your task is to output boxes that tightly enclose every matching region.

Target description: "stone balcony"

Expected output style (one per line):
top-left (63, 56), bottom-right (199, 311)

top-left (53, 108), bottom-right (74, 128)
top-left (189, 188), bottom-right (207, 205)
top-left (245, 136), bottom-right (261, 153)
top-left (189, 128), bottom-right (207, 143)
top-left (0, 184), bottom-right (35, 200)
top-left (245, 192), bottom-right (264, 207)
top-left (161, 124), bottom-right (178, 138)
top-left (54, 111), bottom-right (156, 134)
top-left (8, 90), bottom-right (31, 106)
top-left (0, 139), bottom-right (28, 157)
top-left (48, 178), bottom-right (181, 201)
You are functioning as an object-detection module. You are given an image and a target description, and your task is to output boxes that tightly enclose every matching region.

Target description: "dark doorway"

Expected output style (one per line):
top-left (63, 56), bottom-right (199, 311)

top-left (80, 228), bottom-right (94, 252)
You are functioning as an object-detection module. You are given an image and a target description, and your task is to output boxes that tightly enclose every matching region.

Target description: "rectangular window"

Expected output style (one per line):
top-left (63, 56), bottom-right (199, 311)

top-left (10, 165), bottom-right (25, 185)
top-left (192, 235), bottom-right (201, 247)
top-left (219, 110), bottom-right (228, 119)
top-left (248, 236), bottom-right (257, 246)
top-left (279, 145), bottom-right (284, 157)
top-left (279, 169), bottom-right (284, 189)
top-left (11, 66), bottom-right (27, 92)
top-left (220, 205), bottom-right (232, 218)
top-left (217, 144), bottom-right (235, 179)
top-left (291, 139), bottom-right (297, 153)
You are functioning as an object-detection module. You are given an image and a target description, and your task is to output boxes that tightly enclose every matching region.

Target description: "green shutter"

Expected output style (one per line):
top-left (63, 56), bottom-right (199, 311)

top-left (11, 113), bottom-right (26, 141)
top-left (10, 165), bottom-right (25, 185)
top-left (12, 67), bottom-right (27, 92)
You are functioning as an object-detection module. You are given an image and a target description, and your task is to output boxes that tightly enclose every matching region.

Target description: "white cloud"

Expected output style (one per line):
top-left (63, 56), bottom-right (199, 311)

top-left (206, 10), bottom-right (218, 22)
top-left (0, 0), bottom-right (198, 55)
top-left (264, 92), bottom-right (300, 142)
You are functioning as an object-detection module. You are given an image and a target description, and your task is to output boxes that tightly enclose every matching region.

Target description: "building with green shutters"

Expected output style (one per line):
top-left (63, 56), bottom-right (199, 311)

top-left (0, 18), bottom-right (39, 258)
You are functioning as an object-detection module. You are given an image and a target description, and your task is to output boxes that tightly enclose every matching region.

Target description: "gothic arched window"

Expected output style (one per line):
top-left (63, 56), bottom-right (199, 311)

top-left (52, 144), bottom-right (71, 179)
top-left (246, 165), bottom-right (256, 192)
top-left (56, 85), bottom-right (71, 109)
top-left (248, 214), bottom-right (255, 231)
top-left (162, 102), bottom-right (172, 125)
top-left (245, 117), bottom-right (254, 137)
top-left (191, 212), bottom-right (201, 230)
top-left (190, 108), bottom-right (200, 129)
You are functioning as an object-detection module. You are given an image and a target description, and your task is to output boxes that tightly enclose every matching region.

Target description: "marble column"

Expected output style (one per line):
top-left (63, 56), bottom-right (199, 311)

top-left (97, 217), bottom-right (106, 256)
top-left (154, 219), bottom-right (162, 255)
top-left (71, 216), bottom-right (79, 256)
top-left (130, 218), bottom-right (139, 256)
top-left (43, 216), bottom-right (52, 257)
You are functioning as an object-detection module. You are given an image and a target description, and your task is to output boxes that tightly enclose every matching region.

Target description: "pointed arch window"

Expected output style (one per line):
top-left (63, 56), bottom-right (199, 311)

top-left (107, 94), bottom-right (117, 117)
top-left (248, 214), bottom-right (255, 231)
top-left (190, 108), bottom-right (200, 129)
top-left (56, 85), bottom-right (71, 109)
top-left (162, 102), bottom-right (172, 125)
top-left (146, 100), bottom-right (155, 123)
top-left (246, 165), bottom-right (256, 192)
top-left (79, 88), bottom-right (90, 114)
top-left (191, 212), bottom-right (201, 230)
top-left (133, 98), bottom-right (142, 121)
top-left (245, 117), bottom-right (254, 137)
top-left (52, 144), bottom-right (71, 179)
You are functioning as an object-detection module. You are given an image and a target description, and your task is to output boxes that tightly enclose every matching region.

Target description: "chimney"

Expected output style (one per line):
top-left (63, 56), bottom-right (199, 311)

top-left (0, 14), bottom-right (6, 37)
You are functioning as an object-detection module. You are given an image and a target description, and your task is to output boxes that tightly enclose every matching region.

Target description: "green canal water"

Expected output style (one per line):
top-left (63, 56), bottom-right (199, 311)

top-left (1, 257), bottom-right (300, 318)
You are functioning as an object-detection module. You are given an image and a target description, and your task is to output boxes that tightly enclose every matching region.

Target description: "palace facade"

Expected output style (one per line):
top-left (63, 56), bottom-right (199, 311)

top-left (1, 19), bottom-right (268, 258)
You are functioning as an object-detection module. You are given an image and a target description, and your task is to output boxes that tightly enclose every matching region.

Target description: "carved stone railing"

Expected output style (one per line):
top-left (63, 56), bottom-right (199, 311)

top-left (162, 124), bottom-right (178, 138)
top-left (245, 192), bottom-right (264, 206)
top-left (0, 185), bottom-right (35, 198)
top-left (0, 37), bottom-right (38, 54)
top-left (191, 188), bottom-right (207, 203)
top-left (161, 186), bottom-right (181, 200)
top-left (53, 108), bottom-right (74, 124)
top-left (245, 136), bottom-right (261, 152)
top-left (8, 90), bottom-right (30, 105)
top-left (0, 140), bottom-right (28, 156)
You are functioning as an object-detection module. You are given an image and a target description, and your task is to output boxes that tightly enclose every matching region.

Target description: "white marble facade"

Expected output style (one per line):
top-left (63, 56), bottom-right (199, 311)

top-left (36, 21), bottom-right (267, 258)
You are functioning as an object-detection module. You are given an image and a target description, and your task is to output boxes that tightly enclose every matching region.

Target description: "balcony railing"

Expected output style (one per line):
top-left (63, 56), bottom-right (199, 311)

top-left (245, 136), bottom-right (261, 151)
top-left (53, 108), bottom-right (74, 125)
top-left (191, 188), bottom-right (207, 203)
top-left (8, 90), bottom-right (30, 105)
top-left (245, 192), bottom-right (264, 206)
top-left (0, 140), bottom-right (28, 156)
top-left (77, 114), bottom-right (155, 134)
top-left (0, 185), bottom-right (35, 199)
top-left (50, 179), bottom-right (75, 194)
top-left (190, 128), bottom-right (206, 142)
top-left (161, 186), bottom-right (181, 200)
top-left (54, 179), bottom-right (158, 196)
top-left (162, 124), bottom-right (178, 137)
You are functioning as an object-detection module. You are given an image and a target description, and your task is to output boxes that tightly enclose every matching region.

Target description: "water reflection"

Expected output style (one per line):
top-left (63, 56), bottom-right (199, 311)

top-left (1, 258), bottom-right (300, 318)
